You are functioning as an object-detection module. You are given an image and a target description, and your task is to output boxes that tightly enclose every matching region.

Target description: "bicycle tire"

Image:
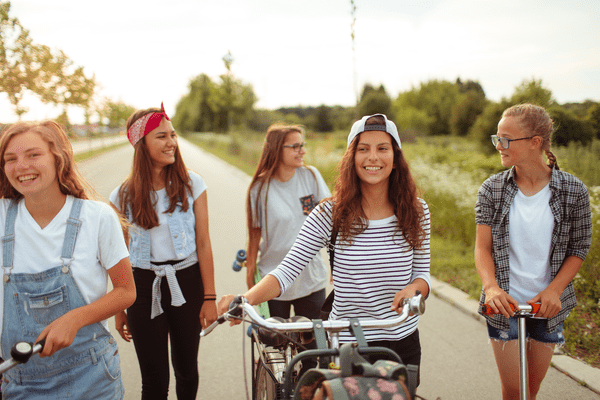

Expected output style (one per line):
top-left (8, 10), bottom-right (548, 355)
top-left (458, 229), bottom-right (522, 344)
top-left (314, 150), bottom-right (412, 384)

top-left (255, 359), bottom-right (279, 400)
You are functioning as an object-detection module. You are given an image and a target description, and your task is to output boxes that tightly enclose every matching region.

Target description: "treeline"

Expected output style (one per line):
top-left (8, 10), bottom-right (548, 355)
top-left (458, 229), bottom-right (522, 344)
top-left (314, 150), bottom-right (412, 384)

top-left (1, 1), bottom-right (136, 133)
top-left (174, 70), bottom-right (600, 154)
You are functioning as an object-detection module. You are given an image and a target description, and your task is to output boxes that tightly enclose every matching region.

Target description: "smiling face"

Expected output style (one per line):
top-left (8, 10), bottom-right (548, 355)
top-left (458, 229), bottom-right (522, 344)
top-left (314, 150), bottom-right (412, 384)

top-left (353, 130), bottom-right (394, 189)
top-left (144, 118), bottom-right (177, 170)
top-left (3, 130), bottom-right (60, 199)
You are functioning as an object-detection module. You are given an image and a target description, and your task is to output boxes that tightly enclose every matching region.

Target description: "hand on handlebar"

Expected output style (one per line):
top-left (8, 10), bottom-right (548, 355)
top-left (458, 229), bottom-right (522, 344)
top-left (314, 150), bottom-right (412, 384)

top-left (483, 286), bottom-right (518, 318)
top-left (528, 288), bottom-right (562, 319)
top-left (217, 294), bottom-right (244, 326)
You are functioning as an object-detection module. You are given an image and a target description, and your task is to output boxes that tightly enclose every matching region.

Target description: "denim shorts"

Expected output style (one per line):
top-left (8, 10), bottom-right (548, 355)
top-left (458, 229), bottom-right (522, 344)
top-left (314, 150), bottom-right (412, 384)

top-left (487, 317), bottom-right (565, 344)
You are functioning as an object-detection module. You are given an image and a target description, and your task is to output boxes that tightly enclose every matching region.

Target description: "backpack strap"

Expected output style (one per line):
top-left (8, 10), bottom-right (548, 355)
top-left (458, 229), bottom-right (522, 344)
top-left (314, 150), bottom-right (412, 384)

top-left (327, 223), bottom-right (338, 273)
top-left (327, 379), bottom-right (351, 400)
top-left (406, 364), bottom-right (419, 400)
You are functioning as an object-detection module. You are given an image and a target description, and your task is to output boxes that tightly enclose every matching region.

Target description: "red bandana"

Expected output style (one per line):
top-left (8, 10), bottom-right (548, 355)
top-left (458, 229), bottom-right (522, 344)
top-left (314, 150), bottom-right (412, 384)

top-left (127, 102), bottom-right (171, 147)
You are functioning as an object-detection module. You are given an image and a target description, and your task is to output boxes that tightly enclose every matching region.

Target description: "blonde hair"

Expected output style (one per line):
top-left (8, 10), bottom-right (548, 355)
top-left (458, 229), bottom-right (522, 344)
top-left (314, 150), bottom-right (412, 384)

top-left (502, 104), bottom-right (559, 169)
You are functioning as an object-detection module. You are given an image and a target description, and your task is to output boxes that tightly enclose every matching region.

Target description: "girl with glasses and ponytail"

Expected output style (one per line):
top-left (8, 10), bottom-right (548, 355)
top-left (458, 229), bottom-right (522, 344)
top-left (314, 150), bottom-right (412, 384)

top-left (475, 104), bottom-right (592, 399)
top-left (245, 123), bottom-right (331, 321)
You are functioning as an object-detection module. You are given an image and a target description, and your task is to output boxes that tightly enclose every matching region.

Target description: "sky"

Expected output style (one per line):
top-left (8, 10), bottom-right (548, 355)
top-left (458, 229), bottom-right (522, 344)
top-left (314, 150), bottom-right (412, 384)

top-left (2, 0), bottom-right (600, 124)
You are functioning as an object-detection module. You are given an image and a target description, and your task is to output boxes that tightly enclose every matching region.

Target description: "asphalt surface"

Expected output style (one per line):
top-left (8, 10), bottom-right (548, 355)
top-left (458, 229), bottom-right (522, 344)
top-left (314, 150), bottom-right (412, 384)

top-left (76, 137), bottom-right (600, 399)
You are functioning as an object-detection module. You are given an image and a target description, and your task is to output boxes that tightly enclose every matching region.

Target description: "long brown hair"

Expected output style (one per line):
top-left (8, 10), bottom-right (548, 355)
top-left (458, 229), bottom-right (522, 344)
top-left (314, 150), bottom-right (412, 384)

top-left (246, 123), bottom-right (316, 244)
top-left (117, 107), bottom-right (192, 229)
top-left (502, 104), bottom-right (559, 169)
top-left (0, 121), bottom-right (96, 200)
top-left (330, 116), bottom-right (426, 249)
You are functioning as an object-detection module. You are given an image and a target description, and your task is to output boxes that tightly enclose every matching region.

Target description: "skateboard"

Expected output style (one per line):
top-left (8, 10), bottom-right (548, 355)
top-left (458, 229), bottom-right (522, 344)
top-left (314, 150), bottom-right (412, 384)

top-left (232, 249), bottom-right (270, 319)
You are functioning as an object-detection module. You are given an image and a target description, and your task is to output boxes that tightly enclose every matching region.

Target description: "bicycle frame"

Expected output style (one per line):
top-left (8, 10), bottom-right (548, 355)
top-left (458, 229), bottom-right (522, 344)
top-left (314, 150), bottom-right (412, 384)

top-left (250, 329), bottom-right (300, 400)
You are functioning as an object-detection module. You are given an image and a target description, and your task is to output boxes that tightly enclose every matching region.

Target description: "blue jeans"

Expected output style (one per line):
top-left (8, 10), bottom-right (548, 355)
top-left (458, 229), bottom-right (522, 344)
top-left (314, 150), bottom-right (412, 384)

top-left (487, 317), bottom-right (565, 344)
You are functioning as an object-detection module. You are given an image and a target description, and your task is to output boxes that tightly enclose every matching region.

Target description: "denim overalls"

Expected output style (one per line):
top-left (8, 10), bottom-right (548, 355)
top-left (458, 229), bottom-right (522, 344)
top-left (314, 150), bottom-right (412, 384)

top-left (1, 199), bottom-right (124, 399)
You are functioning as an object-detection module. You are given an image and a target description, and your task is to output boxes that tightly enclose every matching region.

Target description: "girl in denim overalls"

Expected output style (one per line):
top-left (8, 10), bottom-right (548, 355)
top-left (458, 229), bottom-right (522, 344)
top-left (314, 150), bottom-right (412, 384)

top-left (0, 121), bottom-right (136, 399)
top-left (110, 105), bottom-right (218, 400)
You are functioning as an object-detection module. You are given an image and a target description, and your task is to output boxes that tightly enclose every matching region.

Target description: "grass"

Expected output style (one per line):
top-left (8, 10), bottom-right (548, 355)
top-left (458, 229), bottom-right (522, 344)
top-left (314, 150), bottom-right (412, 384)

top-left (185, 131), bottom-right (600, 368)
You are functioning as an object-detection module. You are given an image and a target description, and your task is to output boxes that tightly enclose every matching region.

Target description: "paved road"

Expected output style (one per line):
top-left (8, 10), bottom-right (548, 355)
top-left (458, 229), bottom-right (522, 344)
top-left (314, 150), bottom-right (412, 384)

top-left (70, 135), bottom-right (128, 154)
top-left (77, 138), bottom-right (600, 400)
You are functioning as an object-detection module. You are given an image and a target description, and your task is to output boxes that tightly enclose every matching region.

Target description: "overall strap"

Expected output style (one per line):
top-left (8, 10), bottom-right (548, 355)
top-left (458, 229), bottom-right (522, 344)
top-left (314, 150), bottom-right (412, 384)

top-left (2, 200), bottom-right (19, 269)
top-left (60, 198), bottom-right (84, 267)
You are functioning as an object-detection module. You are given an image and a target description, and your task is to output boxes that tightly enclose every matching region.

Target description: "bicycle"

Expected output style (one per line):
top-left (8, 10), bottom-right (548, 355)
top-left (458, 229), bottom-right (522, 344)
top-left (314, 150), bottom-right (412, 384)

top-left (481, 302), bottom-right (541, 400)
top-left (201, 292), bottom-right (426, 400)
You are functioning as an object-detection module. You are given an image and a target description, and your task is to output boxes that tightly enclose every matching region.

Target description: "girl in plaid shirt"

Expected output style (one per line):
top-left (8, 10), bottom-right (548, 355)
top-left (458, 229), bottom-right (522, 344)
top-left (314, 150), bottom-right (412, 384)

top-left (475, 104), bottom-right (592, 400)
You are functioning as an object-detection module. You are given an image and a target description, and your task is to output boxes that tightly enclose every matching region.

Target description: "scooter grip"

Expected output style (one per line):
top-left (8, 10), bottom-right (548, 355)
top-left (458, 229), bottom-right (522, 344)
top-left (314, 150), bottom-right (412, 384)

top-left (481, 303), bottom-right (541, 315)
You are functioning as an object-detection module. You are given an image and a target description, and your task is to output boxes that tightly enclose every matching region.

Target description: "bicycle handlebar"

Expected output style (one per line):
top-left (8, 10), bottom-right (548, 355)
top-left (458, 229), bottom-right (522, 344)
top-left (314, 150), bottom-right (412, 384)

top-left (481, 303), bottom-right (541, 316)
top-left (0, 340), bottom-right (45, 375)
top-left (201, 293), bottom-right (425, 337)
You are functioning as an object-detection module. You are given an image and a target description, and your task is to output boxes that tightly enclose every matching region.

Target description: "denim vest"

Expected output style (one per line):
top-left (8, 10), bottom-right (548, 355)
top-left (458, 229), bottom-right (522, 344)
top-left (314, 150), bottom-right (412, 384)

top-left (127, 193), bottom-right (197, 269)
top-left (1, 199), bottom-right (124, 399)
top-left (126, 192), bottom-right (199, 319)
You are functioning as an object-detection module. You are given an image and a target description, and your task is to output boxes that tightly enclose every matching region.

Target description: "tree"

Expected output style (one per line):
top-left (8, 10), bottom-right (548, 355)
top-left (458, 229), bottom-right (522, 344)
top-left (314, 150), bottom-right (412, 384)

top-left (586, 102), bottom-right (600, 140)
top-left (100, 99), bottom-right (135, 129)
top-left (357, 84), bottom-right (392, 118)
top-left (455, 78), bottom-right (485, 97)
top-left (1, 1), bottom-right (96, 118)
top-left (549, 106), bottom-right (594, 146)
top-left (1, 1), bottom-right (38, 117)
top-left (392, 80), bottom-right (460, 135)
top-left (450, 90), bottom-right (487, 136)
top-left (314, 105), bottom-right (334, 132)
top-left (173, 71), bottom-right (256, 134)
top-left (509, 78), bottom-right (555, 108)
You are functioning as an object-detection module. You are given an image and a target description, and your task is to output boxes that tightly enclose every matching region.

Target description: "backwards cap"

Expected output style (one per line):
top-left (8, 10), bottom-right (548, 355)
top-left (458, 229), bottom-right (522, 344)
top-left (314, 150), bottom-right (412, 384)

top-left (127, 102), bottom-right (170, 147)
top-left (347, 114), bottom-right (401, 149)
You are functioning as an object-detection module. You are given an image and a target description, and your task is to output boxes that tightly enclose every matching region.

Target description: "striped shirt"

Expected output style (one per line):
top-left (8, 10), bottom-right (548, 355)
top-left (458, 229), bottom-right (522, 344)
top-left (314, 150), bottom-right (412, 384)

top-left (269, 200), bottom-right (431, 343)
top-left (475, 166), bottom-right (592, 332)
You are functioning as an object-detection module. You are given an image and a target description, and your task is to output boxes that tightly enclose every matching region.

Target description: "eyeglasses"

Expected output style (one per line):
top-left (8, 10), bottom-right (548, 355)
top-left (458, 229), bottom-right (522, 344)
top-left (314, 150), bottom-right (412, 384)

top-left (491, 135), bottom-right (534, 149)
top-left (283, 142), bottom-right (306, 152)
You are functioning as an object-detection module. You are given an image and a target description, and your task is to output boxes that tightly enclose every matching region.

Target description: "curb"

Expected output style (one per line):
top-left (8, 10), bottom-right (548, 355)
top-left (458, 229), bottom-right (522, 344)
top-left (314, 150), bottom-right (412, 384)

top-left (429, 276), bottom-right (600, 395)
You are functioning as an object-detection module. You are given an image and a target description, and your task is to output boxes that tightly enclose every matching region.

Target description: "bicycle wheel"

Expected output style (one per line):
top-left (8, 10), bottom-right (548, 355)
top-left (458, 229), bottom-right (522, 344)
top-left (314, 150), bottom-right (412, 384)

top-left (255, 359), bottom-right (279, 400)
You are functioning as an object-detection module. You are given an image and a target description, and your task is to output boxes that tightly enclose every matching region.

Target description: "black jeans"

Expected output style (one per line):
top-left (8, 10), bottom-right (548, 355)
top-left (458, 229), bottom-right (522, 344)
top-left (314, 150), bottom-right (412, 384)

top-left (127, 263), bottom-right (203, 400)
top-left (368, 329), bottom-right (421, 386)
top-left (267, 288), bottom-right (326, 320)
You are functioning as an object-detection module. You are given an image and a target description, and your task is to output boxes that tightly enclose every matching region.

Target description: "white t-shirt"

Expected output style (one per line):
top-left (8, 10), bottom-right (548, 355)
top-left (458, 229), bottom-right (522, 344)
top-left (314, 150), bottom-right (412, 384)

top-left (109, 170), bottom-right (206, 262)
top-left (250, 166), bottom-right (331, 300)
top-left (0, 196), bottom-right (130, 335)
top-left (508, 184), bottom-right (554, 303)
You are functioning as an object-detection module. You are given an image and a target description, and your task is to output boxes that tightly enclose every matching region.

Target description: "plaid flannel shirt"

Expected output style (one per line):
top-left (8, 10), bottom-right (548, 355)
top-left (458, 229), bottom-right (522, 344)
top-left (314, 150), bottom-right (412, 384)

top-left (475, 166), bottom-right (592, 332)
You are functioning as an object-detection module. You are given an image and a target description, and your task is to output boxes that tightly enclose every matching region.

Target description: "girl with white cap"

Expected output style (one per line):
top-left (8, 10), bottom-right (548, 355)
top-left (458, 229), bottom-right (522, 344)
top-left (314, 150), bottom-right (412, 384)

top-left (219, 114), bottom-right (431, 384)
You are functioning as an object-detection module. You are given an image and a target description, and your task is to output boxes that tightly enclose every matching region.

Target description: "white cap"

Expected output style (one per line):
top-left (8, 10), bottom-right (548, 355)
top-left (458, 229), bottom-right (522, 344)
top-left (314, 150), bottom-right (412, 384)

top-left (347, 114), bottom-right (401, 149)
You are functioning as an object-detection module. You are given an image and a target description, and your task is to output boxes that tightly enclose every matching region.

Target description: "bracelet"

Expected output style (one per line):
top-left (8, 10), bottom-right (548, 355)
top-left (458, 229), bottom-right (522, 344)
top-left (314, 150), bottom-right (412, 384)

top-left (204, 294), bottom-right (217, 300)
